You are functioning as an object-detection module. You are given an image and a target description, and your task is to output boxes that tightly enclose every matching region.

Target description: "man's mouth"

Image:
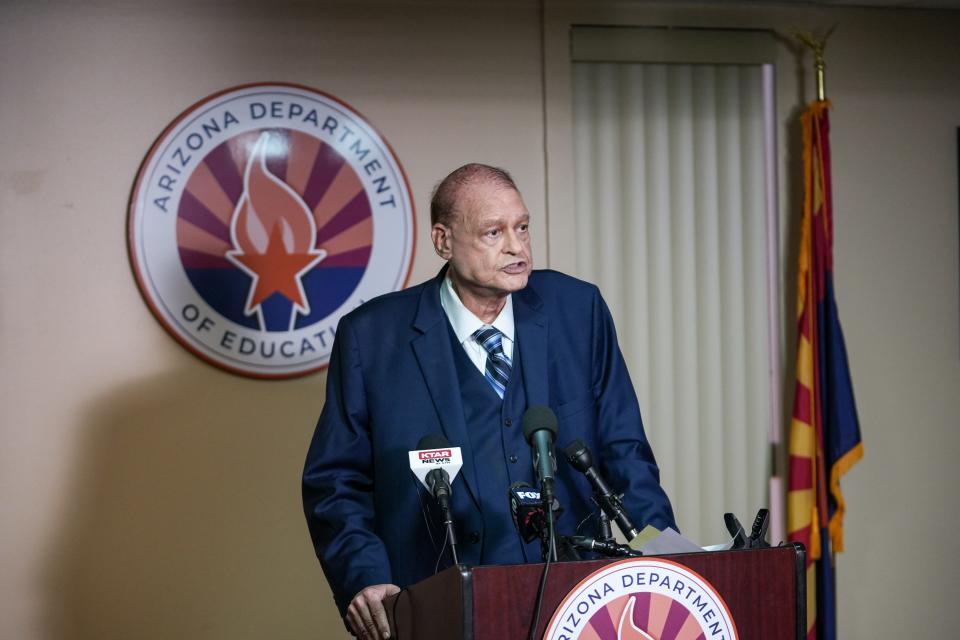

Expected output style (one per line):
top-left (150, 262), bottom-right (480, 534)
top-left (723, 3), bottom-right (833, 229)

top-left (502, 262), bottom-right (528, 274)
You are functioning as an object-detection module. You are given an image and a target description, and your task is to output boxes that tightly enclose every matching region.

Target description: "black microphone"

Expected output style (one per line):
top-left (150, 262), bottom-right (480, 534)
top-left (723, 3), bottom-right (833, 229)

top-left (567, 536), bottom-right (642, 558)
top-left (410, 434), bottom-right (463, 565)
top-left (415, 434), bottom-right (454, 510)
top-left (508, 482), bottom-right (547, 544)
top-left (522, 406), bottom-right (558, 498)
top-left (522, 406), bottom-right (559, 562)
top-left (563, 439), bottom-right (640, 540)
top-left (508, 483), bottom-right (579, 562)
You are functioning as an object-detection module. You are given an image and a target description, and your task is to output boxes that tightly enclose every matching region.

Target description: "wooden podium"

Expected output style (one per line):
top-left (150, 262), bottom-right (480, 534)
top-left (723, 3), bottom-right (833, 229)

top-left (386, 545), bottom-right (805, 639)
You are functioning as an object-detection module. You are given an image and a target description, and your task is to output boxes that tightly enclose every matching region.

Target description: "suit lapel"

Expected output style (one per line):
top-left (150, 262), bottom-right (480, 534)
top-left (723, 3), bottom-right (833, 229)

top-left (514, 284), bottom-right (550, 410)
top-left (411, 270), bottom-right (481, 510)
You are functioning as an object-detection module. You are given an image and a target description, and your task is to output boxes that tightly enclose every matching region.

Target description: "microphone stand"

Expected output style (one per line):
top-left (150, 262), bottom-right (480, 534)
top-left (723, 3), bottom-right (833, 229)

top-left (431, 470), bottom-right (460, 565)
top-left (529, 480), bottom-right (556, 640)
top-left (597, 510), bottom-right (614, 544)
top-left (442, 504), bottom-right (460, 565)
top-left (541, 480), bottom-right (557, 562)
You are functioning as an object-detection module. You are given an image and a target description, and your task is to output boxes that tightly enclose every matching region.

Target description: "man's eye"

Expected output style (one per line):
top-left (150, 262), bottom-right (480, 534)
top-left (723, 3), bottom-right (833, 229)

top-left (518, 224), bottom-right (529, 232)
top-left (486, 229), bottom-right (501, 237)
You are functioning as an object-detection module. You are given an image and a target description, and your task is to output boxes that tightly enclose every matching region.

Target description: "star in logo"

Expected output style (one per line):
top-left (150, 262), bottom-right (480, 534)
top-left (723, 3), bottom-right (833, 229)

top-left (229, 223), bottom-right (325, 313)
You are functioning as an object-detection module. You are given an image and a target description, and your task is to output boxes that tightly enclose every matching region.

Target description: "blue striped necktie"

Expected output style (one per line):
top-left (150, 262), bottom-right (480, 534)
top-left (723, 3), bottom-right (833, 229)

top-left (472, 326), bottom-right (512, 399)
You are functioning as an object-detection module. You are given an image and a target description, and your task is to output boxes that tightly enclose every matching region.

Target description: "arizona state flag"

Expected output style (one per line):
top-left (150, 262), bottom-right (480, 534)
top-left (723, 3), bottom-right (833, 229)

top-left (787, 100), bottom-right (863, 640)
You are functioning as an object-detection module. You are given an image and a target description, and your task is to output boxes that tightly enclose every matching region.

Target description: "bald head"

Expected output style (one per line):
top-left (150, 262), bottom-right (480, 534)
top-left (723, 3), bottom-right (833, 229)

top-left (428, 162), bottom-right (532, 320)
top-left (430, 163), bottom-right (519, 227)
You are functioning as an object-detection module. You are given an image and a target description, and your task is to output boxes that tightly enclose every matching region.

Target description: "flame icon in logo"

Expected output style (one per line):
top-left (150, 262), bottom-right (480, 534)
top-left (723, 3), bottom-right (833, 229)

top-left (617, 596), bottom-right (656, 640)
top-left (226, 132), bottom-right (325, 329)
top-left (543, 559), bottom-right (737, 640)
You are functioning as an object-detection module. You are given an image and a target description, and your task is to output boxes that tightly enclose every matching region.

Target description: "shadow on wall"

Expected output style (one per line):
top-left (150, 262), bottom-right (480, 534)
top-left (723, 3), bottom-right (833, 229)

top-left (41, 366), bottom-right (349, 640)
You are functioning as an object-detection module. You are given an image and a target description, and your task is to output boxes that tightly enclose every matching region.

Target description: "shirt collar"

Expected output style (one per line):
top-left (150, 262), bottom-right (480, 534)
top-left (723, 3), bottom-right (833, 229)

top-left (439, 273), bottom-right (515, 344)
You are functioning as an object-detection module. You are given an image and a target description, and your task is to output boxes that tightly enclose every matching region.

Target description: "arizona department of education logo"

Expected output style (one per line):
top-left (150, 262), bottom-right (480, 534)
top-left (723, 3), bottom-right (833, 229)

top-left (128, 82), bottom-right (415, 378)
top-left (544, 558), bottom-right (738, 640)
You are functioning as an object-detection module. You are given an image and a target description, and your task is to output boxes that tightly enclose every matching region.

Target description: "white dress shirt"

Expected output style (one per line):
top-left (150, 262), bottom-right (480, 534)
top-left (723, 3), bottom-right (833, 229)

top-left (438, 273), bottom-right (515, 375)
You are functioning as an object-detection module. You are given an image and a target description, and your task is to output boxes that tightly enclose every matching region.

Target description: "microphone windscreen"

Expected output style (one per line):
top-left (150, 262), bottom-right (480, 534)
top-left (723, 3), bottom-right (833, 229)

top-left (521, 405), bottom-right (558, 444)
top-left (563, 439), bottom-right (592, 472)
top-left (417, 433), bottom-right (450, 450)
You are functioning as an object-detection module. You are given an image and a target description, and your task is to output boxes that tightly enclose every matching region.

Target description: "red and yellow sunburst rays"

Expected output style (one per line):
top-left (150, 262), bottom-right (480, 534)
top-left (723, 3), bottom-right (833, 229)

top-left (226, 132), bottom-right (325, 324)
top-left (787, 188), bottom-right (820, 561)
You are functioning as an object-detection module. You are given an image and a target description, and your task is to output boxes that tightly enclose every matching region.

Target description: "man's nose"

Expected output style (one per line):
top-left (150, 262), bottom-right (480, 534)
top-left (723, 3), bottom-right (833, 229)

top-left (503, 228), bottom-right (523, 254)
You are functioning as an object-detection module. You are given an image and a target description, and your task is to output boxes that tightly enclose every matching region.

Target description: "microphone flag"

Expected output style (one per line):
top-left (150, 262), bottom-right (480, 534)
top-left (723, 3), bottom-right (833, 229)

top-left (408, 446), bottom-right (463, 490)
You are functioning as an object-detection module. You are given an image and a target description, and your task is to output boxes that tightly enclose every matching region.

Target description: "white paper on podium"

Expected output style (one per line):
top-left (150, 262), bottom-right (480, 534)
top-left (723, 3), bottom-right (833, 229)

top-left (702, 538), bottom-right (736, 552)
top-left (637, 527), bottom-right (706, 555)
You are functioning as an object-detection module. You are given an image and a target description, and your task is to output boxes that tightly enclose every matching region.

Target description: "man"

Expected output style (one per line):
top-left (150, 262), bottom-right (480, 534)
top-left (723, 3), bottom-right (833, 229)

top-left (303, 164), bottom-right (675, 639)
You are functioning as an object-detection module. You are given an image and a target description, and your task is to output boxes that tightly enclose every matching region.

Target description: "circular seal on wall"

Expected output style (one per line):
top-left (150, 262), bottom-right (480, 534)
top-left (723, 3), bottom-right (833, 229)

top-left (128, 83), bottom-right (415, 378)
top-left (544, 558), bottom-right (738, 640)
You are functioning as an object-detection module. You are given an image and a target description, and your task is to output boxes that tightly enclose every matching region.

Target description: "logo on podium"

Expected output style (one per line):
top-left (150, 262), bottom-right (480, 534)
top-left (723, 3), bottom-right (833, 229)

top-left (128, 83), bottom-right (415, 378)
top-left (544, 558), bottom-right (738, 640)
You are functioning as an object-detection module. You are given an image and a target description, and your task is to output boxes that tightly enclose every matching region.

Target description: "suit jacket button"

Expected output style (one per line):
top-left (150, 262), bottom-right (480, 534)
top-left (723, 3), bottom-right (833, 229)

top-left (509, 455), bottom-right (518, 463)
top-left (504, 418), bottom-right (513, 427)
top-left (468, 531), bottom-right (481, 544)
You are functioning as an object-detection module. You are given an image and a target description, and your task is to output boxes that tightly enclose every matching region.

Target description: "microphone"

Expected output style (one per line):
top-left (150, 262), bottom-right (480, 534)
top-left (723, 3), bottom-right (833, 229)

top-left (522, 407), bottom-right (560, 562)
top-left (563, 439), bottom-right (640, 540)
top-left (522, 406), bottom-right (558, 500)
top-left (508, 483), bottom-right (579, 562)
top-left (508, 482), bottom-right (547, 543)
top-left (409, 434), bottom-right (463, 511)
top-left (409, 434), bottom-right (463, 564)
top-left (567, 536), bottom-right (642, 558)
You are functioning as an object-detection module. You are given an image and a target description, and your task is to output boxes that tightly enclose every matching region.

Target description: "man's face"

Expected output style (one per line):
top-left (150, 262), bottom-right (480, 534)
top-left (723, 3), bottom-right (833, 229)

top-left (432, 182), bottom-right (533, 302)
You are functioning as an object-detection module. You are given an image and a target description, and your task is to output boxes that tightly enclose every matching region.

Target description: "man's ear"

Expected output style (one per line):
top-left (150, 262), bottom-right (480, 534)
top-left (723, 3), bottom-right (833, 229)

top-left (431, 223), bottom-right (452, 260)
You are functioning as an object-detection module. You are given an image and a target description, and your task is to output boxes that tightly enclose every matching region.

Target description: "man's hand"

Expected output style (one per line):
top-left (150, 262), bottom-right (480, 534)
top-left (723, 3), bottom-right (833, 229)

top-left (346, 583), bottom-right (401, 639)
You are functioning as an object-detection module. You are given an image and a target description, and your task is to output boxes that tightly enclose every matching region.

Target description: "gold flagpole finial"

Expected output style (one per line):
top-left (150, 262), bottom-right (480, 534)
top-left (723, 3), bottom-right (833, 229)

top-left (792, 26), bottom-right (837, 101)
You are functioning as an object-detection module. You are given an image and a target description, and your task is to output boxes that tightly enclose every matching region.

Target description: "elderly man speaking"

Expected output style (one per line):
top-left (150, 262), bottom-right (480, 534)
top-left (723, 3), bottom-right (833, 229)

top-left (303, 163), bottom-right (676, 639)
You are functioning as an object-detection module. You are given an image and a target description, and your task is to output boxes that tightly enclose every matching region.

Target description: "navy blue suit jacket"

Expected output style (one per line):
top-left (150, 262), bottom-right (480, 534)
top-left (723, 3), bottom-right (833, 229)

top-left (302, 268), bottom-right (675, 615)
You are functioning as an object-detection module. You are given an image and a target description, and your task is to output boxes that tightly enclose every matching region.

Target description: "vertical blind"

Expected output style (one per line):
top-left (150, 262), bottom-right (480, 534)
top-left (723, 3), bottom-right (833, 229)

top-left (572, 62), bottom-right (771, 544)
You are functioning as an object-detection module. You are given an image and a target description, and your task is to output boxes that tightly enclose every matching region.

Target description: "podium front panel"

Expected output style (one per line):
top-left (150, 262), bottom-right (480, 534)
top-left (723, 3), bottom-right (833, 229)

top-left (388, 545), bottom-right (804, 640)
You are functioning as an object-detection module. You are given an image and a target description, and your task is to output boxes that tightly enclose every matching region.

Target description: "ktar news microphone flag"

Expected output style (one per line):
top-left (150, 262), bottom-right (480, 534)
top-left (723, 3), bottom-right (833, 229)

top-left (787, 99), bottom-right (863, 640)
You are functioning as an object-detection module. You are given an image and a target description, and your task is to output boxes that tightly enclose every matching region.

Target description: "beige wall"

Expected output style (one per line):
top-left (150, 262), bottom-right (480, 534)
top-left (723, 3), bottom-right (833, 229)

top-left (1, 1), bottom-right (957, 638)
top-left (544, 5), bottom-right (960, 636)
